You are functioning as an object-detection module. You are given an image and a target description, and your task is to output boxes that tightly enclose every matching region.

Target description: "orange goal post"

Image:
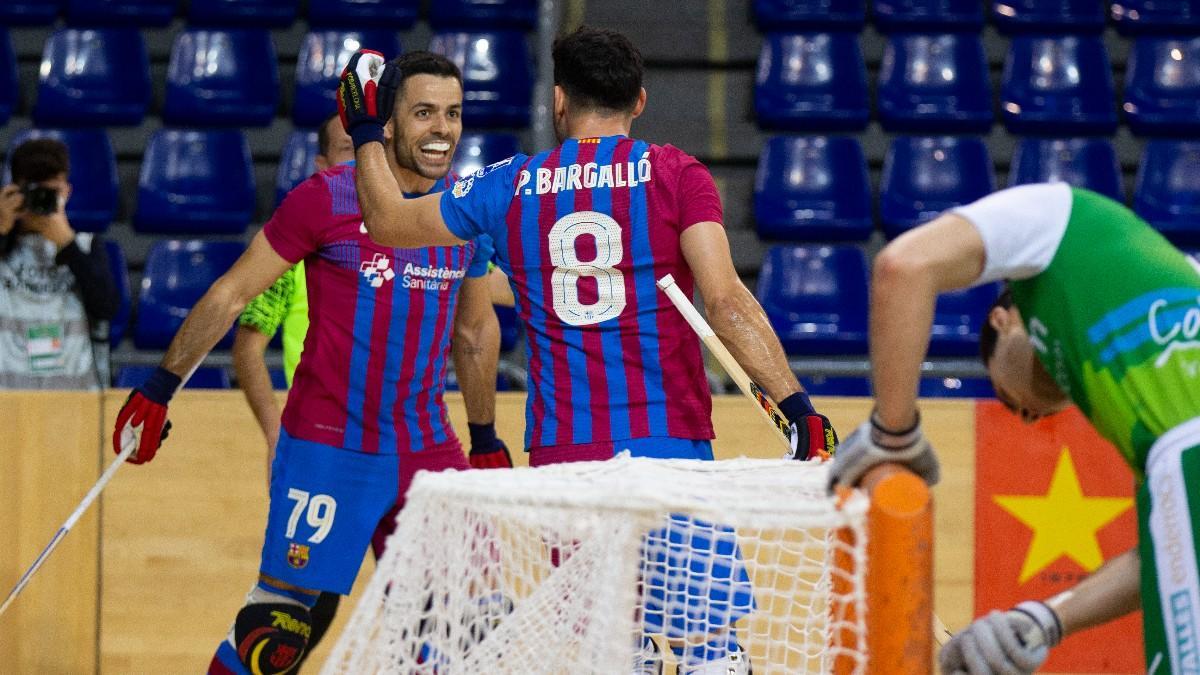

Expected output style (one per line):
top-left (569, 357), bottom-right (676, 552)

top-left (322, 455), bottom-right (933, 674)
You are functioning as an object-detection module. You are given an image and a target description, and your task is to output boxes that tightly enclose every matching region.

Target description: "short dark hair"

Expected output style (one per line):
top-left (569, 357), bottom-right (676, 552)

top-left (552, 26), bottom-right (644, 113)
top-left (317, 112), bottom-right (341, 157)
top-left (389, 50), bottom-right (462, 94)
top-left (979, 285), bottom-right (1014, 365)
top-left (11, 138), bottom-right (69, 184)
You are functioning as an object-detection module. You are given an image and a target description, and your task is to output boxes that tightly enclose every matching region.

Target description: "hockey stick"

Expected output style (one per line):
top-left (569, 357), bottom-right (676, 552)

top-left (657, 274), bottom-right (794, 454)
top-left (0, 437), bottom-right (136, 619)
top-left (658, 274), bottom-right (955, 648)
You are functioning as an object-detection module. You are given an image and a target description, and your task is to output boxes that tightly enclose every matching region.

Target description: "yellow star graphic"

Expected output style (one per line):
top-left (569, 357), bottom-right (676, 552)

top-left (994, 447), bottom-right (1133, 584)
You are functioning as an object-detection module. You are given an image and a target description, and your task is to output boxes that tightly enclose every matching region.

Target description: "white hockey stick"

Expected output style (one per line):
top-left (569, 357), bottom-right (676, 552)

top-left (657, 274), bottom-right (795, 454)
top-left (0, 437), bottom-right (136, 618)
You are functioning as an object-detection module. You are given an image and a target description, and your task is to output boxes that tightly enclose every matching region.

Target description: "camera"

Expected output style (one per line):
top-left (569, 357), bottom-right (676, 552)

top-left (21, 184), bottom-right (59, 216)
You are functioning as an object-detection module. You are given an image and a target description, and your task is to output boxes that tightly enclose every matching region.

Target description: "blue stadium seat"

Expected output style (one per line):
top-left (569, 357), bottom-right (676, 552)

top-left (306, 0), bottom-right (418, 29)
top-left (135, 129), bottom-right (255, 235)
top-left (104, 240), bottom-right (130, 347)
top-left (188, 0), bottom-right (296, 27)
top-left (496, 304), bottom-right (519, 352)
top-left (34, 29), bottom-right (150, 126)
top-left (753, 136), bottom-right (872, 242)
top-left (756, 245), bottom-right (869, 355)
top-left (878, 33), bottom-right (992, 133)
top-left (992, 0), bottom-right (1106, 33)
top-left (0, 1), bottom-right (62, 24)
top-left (1125, 37), bottom-right (1200, 136)
top-left (453, 133), bottom-right (521, 178)
top-left (919, 377), bottom-right (995, 398)
top-left (429, 31), bottom-right (533, 129)
top-left (1009, 137), bottom-right (1123, 202)
top-left (6, 128), bottom-right (118, 232)
top-left (755, 32), bottom-right (869, 132)
top-left (1113, 0), bottom-right (1200, 35)
top-left (65, 0), bottom-right (176, 26)
top-left (294, 30), bottom-right (402, 127)
top-left (0, 31), bottom-right (16, 128)
top-left (276, 129), bottom-right (319, 206)
top-left (115, 366), bottom-right (231, 389)
top-left (164, 29), bottom-right (278, 127)
top-left (880, 136), bottom-right (995, 239)
top-left (1002, 35), bottom-right (1117, 135)
top-left (753, 0), bottom-right (866, 29)
top-left (1134, 140), bottom-right (1200, 245)
top-left (929, 283), bottom-right (1001, 356)
top-left (430, 0), bottom-right (538, 29)
top-left (798, 375), bottom-right (872, 396)
top-left (873, 0), bottom-right (985, 30)
top-left (134, 240), bottom-right (244, 350)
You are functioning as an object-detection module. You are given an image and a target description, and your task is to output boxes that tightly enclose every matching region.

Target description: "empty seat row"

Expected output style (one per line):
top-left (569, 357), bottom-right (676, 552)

top-left (757, 32), bottom-right (1200, 136)
top-left (19, 28), bottom-right (531, 129)
top-left (0, 0), bottom-right (537, 29)
top-left (754, 0), bottom-right (1200, 34)
top-left (756, 135), bottom-right (1200, 245)
top-left (755, 244), bottom-right (1003, 357)
top-left (6, 128), bottom-right (520, 234)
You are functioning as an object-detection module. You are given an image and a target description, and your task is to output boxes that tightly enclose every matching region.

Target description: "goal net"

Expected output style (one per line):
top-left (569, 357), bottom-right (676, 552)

top-left (322, 455), bottom-right (909, 675)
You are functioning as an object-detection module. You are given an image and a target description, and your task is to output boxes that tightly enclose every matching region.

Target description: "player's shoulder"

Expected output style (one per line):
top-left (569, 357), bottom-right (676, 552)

top-left (283, 164), bottom-right (350, 204)
top-left (643, 142), bottom-right (706, 173)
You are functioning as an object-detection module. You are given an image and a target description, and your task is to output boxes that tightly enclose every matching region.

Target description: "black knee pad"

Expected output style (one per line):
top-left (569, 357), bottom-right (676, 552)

top-left (301, 592), bottom-right (340, 662)
top-left (234, 602), bottom-right (312, 675)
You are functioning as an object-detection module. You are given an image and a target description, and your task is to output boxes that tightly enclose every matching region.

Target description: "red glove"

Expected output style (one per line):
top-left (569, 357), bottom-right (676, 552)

top-left (779, 391), bottom-right (838, 461)
top-left (468, 422), bottom-right (513, 469)
top-left (112, 367), bottom-right (179, 464)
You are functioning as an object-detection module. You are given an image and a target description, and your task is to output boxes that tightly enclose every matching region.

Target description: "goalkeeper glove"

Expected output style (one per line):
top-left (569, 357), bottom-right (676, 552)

top-left (778, 391), bottom-right (838, 461)
top-left (468, 422), bottom-right (513, 469)
top-left (827, 410), bottom-right (940, 490)
top-left (112, 366), bottom-right (178, 464)
top-left (337, 49), bottom-right (399, 149)
top-left (939, 601), bottom-right (1062, 675)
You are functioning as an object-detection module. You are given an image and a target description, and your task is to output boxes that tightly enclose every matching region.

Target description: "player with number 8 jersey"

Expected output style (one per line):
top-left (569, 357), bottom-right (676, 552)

top-left (343, 26), bottom-right (837, 673)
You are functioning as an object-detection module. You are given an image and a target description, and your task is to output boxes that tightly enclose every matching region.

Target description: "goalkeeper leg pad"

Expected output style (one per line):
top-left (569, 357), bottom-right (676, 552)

top-left (233, 602), bottom-right (312, 675)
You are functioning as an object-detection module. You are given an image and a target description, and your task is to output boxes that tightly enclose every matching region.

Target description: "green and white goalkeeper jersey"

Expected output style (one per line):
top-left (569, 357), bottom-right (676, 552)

top-left (954, 183), bottom-right (1200, 473)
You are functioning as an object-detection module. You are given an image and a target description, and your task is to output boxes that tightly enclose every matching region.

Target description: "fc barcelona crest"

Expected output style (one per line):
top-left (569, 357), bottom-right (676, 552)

top-left (287, 542), bottom-right (310, 569)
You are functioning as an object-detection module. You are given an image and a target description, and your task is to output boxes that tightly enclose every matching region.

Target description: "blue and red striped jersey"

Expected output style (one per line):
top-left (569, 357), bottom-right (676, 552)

top-left (441, 135), bottom-right (723, 449)
top-left (264, 164), bottom-right (492, 454)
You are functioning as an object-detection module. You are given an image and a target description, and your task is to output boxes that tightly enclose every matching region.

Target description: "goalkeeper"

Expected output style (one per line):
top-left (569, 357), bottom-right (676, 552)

top-left (829, 182), bottom-right (1200, 674)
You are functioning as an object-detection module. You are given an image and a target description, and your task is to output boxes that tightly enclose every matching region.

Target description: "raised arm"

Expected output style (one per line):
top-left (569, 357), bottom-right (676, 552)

top-left (354, 142), bottom-right (463, 248)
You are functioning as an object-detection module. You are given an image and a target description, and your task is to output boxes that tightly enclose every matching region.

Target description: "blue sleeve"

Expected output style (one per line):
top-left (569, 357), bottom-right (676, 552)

top-left (466, 234), bottom-right (494, 278)
top-left (440, 155), bottom-right (525, 242)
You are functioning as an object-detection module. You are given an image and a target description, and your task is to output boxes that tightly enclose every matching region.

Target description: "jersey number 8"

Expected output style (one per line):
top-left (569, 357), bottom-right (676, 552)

top-left (549, 211), bottom-right (626, 326)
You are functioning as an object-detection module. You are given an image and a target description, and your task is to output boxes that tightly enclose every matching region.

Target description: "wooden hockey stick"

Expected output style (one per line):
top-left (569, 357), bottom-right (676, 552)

top-left (657, 274), bottom-right (795, 455)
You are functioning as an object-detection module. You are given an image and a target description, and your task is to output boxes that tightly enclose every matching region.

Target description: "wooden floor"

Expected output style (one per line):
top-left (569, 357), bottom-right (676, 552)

top-left (0, 391), bottom-right (976, 674)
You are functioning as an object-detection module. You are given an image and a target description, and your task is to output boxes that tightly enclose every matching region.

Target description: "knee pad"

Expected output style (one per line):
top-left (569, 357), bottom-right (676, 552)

top-left (233, 602), bottom-right (312, 675)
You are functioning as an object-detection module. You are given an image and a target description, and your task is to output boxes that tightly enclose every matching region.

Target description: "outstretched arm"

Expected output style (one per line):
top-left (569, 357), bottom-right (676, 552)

top-left (869, 214), bottom-right (987, 430)
top-left (939, 549), bottom-right (1140, 674)
top-left (161, 232), bottom-right (293, 379)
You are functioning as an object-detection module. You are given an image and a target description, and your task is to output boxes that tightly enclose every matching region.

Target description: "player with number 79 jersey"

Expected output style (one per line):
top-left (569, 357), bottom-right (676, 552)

top-left (342, 27), bottom-right (838, 673)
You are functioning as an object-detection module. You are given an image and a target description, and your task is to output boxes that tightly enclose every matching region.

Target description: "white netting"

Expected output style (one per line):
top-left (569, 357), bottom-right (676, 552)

top-left (322, 455), bottom-right (869, 675)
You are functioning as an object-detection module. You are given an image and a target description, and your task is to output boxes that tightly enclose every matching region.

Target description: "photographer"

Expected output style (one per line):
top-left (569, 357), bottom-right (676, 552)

top-left (0, 138), bottom-right (118, 389)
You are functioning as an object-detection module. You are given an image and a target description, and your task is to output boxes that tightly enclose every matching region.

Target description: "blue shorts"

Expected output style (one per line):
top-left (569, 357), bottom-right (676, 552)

top-left (530, 436), bottom-right (754, 638)
top-left (259, 430), bottom-right (400, 595)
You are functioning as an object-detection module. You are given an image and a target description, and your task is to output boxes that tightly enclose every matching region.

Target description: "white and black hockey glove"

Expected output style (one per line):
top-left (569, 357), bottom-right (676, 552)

top-left (826, 411), bottom-right (939, 491)
top-left (939, 601), bottom-right (1063, 675)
